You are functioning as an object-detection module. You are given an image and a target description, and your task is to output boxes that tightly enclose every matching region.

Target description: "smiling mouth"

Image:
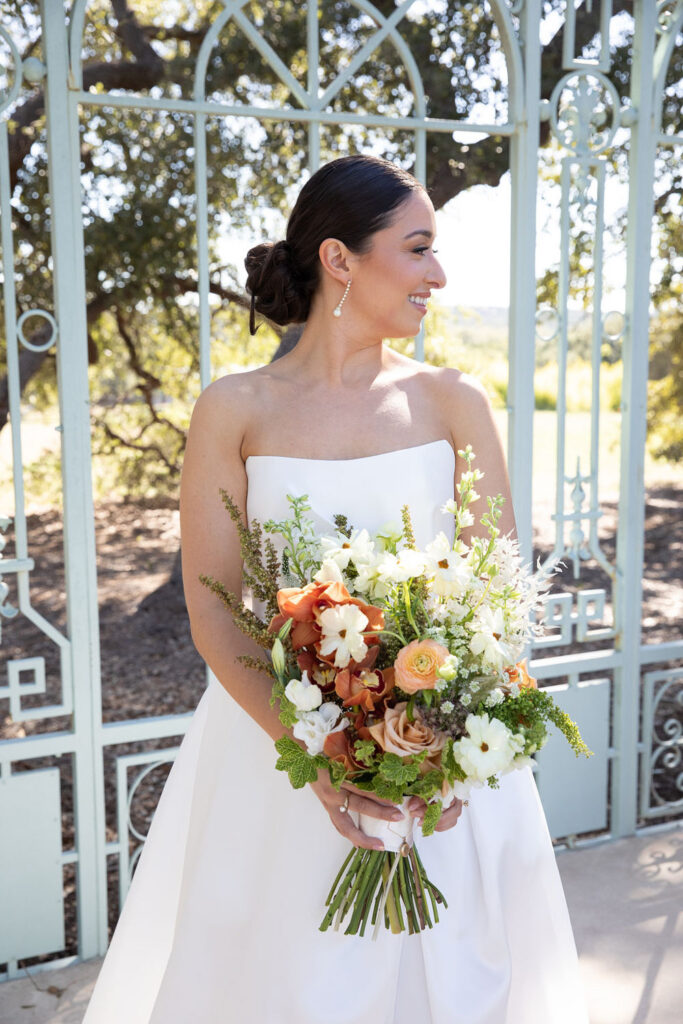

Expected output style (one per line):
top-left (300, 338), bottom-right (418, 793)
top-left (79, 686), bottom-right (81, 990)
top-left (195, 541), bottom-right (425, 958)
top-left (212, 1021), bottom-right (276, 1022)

top-left (408, 295), bottom-right (429, 310)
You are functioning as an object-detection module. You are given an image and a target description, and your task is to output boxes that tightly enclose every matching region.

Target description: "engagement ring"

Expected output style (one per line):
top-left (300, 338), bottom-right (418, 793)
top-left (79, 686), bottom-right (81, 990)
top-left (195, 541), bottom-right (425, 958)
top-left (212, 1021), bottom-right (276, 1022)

top-left (339, 793), bottom-right (350, 813)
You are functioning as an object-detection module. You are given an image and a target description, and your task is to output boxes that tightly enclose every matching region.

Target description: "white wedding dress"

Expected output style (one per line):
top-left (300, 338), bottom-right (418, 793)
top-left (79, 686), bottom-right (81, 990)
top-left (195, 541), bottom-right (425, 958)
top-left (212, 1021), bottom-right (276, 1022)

top-left (83, 439), bottom-right (589, 1024)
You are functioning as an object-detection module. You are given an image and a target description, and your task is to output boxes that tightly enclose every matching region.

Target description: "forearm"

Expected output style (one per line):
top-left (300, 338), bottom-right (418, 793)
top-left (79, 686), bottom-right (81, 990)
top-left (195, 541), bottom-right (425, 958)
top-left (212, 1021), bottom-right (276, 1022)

top-left (193, 617), bottom-right (293, 745)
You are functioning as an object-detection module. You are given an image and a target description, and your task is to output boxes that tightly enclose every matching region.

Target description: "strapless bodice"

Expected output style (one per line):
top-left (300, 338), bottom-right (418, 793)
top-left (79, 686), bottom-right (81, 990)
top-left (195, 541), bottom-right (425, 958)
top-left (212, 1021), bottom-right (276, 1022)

top-left (245, 438), bottom-right (456, 551)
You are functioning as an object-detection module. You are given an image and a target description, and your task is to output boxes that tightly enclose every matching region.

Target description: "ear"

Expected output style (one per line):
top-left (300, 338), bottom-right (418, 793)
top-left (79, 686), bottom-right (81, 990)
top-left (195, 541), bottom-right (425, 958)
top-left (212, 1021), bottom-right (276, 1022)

top-left (318, 238), bottom-right (351, 283)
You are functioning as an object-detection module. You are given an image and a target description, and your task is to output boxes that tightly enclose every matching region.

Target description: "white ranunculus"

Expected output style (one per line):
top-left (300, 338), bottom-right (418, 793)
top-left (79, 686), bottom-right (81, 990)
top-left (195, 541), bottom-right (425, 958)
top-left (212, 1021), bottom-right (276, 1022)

top-left (312, 558), bottom-right (345, 585)
top-left (293, 702), bottom-right (348, 756)
top-left (453, 713), bottom-right (517, 782)
top-left (317, 603), bottom-right (369, 668)
top-left (284, 670), bottom-right (323, 711)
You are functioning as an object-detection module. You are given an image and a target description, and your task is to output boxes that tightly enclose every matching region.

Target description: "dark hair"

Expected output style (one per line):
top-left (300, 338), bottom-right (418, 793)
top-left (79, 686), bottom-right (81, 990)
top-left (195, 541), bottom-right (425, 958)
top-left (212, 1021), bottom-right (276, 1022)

top-left (244, 155), bottom-right (424, 334)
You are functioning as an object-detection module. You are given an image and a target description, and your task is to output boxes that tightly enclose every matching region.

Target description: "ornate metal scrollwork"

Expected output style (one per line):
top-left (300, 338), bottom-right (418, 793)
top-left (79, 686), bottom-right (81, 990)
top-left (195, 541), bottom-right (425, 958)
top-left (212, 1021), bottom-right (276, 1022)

top-left (641, 669), bottom-right (683, 818)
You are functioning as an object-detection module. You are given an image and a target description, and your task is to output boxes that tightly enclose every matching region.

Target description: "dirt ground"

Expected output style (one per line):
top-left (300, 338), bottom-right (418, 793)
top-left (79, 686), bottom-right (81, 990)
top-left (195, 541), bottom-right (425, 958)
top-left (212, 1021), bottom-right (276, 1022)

top-left (0, 486), bottom-right (681, 957)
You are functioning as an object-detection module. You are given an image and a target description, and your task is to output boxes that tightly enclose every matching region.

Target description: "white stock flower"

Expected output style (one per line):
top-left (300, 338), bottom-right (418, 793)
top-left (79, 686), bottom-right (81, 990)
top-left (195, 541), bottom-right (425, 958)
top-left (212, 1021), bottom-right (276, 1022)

top-left (293, 702), bottom-right (348, 756)
top-left (313, 558), bottom-right (344, 585)
top-left (284, 670), bottom-right (323, 711)
top-left (320, 529), bottom-right (374, 570)
top-left (317, 603), bottom-right (369, 668)
top-left (453, 713), bottom-right (517, 782)
top-left (374, 521), bottom-right (403, 551)
top-left (441, 498), bottom-right (459, 515)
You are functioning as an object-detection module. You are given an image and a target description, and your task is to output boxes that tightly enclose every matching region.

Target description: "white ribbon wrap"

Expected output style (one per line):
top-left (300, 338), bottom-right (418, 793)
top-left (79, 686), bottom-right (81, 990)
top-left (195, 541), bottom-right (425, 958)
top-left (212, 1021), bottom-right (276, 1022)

top-left (355, 795), bottom-right (415, 853)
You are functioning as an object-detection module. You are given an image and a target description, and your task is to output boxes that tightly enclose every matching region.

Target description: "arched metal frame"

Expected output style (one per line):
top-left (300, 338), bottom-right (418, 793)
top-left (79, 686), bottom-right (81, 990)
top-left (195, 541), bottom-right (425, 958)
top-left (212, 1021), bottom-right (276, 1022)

top-left (0, 0), bottom-right (681, 975)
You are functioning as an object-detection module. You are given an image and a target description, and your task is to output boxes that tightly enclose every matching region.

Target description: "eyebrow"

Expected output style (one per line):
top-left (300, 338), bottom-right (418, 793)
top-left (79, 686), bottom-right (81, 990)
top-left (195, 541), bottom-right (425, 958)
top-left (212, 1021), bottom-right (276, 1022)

top-left (403, 229), bottom-right (434, 240)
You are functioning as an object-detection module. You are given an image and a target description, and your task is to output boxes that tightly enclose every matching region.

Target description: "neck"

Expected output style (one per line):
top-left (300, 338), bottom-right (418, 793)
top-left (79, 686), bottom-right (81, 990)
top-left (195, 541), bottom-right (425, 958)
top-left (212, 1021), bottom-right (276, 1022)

top-left (281, 302), bottom-right (391, 390)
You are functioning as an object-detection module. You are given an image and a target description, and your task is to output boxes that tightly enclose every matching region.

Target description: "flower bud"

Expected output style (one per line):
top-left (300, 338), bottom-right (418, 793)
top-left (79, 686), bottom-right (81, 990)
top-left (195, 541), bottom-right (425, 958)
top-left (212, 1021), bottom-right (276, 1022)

top-left (271, 637), bottom-right (286, 678)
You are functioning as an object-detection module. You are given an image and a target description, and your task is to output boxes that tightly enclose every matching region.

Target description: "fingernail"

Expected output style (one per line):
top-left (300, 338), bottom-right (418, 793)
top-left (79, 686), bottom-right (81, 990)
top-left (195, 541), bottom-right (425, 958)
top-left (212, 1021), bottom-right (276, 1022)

top-left (392, 811), bottom-right (403, 820)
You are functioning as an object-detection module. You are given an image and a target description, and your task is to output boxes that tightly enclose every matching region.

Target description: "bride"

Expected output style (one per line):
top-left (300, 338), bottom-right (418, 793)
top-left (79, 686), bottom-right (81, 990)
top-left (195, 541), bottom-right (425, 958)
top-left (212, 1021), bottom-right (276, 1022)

top-left (83, 155), bottom-right (589, 1023)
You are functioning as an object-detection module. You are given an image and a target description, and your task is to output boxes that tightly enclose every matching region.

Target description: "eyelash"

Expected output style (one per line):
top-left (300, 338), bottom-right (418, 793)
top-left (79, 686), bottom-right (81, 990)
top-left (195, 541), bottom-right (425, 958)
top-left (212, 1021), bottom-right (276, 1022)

top-left (413, 246), bottom-right (438, 255)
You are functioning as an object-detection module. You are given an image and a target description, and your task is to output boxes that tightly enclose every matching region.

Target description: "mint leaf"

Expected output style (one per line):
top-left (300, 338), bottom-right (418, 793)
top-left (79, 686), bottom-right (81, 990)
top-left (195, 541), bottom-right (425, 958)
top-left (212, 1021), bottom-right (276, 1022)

top-left (274, 736), bottom-right (324, 789)
top-left (421, 800), bottom-right (443, 837)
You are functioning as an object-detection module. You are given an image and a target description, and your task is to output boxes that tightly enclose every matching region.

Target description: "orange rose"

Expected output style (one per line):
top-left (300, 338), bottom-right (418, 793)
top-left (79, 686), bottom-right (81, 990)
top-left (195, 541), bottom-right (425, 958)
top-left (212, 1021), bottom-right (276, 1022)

top-left (394, 638), bottom-right (450, 695)
top-left (368, 702), bottom-right (447, 771)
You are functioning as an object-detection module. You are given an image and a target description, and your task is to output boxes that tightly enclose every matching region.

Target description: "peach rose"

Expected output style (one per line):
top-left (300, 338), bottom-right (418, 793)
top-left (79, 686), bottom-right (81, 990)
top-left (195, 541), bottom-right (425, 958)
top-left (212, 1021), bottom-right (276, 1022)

top-left (394, 638), bottom-right (450, 694)
top-left (368, 702), bottom-right (447, 768)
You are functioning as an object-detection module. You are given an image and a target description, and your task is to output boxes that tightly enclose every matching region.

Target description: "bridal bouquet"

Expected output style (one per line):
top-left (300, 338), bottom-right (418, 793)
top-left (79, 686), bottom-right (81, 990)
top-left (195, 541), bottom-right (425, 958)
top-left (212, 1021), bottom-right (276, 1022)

top-left (200, 446), bottom-right (591, 939)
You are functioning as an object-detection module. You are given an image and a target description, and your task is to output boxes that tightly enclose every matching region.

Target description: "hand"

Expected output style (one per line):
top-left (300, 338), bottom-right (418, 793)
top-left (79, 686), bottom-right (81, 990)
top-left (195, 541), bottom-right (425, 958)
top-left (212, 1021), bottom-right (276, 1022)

top-left (406, 795), bottom-right (464, 832)
top-left (309, 776), bottom-right (405, 852)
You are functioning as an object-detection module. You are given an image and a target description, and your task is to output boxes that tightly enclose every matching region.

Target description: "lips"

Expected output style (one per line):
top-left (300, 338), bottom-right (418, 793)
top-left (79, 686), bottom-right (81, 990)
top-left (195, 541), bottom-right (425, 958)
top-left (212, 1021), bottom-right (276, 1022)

top-left (408, 294), bottom-right (429, 310)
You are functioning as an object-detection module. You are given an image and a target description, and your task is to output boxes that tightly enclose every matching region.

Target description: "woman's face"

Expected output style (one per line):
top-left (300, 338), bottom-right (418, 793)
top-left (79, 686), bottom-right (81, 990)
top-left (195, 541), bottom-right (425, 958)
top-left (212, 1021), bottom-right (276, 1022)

top-left (345, 189), bottom-right (447, 338)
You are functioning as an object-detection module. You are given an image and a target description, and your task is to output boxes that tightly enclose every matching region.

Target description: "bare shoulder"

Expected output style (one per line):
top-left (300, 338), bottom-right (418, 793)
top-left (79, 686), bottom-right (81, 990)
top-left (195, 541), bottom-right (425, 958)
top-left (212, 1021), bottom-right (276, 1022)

top-left (421, 365), bottom-right (495, 443)
top-left (187, 367), bottom-right (269, 459)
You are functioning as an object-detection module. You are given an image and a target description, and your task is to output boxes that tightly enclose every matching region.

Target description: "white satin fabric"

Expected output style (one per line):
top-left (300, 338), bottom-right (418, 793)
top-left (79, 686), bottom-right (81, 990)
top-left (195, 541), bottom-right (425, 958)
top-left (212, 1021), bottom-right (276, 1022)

top-left (83, 439), bottom-right (589, 1024)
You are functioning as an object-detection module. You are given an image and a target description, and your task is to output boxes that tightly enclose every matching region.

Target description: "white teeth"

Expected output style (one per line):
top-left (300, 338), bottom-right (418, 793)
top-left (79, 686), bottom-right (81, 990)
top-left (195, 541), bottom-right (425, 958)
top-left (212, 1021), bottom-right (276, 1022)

top-left (409, 296), bottom-right (428, 308)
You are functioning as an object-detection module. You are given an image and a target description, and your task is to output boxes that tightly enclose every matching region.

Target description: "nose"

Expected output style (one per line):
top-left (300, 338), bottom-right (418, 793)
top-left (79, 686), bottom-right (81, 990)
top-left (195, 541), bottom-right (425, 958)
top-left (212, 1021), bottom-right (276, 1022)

top-left (426, 251), bottom-right (447, 290)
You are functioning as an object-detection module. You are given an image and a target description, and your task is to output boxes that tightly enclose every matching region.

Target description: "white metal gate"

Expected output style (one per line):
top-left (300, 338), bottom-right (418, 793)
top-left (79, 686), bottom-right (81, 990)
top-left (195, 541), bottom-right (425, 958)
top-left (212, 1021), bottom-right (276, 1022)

top-left (1, 0), bottom-right (681, 977)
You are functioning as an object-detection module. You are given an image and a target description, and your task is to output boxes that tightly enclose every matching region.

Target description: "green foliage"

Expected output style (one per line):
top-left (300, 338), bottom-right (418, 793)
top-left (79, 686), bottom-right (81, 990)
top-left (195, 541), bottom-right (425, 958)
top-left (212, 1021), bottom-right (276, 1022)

top-left (420, 800), bottom-right (443, 837)
top-left (274, 735), bottom-right (326, 789)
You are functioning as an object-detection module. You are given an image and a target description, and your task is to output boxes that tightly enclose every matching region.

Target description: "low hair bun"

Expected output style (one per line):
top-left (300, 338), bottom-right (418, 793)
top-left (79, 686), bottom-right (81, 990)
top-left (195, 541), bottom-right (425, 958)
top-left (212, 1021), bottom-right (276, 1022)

top-left (244, 239), bottom-right (314, 334)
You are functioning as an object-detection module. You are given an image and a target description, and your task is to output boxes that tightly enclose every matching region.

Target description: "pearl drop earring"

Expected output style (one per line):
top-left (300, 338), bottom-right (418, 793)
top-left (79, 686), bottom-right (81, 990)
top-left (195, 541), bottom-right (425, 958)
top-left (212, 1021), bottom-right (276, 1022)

top-left (333, 279), bottom-right (351, 318)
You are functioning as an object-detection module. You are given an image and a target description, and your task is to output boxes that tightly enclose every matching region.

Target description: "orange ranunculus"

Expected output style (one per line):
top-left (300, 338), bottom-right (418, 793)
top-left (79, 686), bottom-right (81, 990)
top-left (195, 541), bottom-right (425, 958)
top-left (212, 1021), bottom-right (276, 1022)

top-left (504, 658), bottom-right (537, 690)
top-left (394, 638), bottom-right (450, 695)
top-left (368, 702), bottom-right (447, 773)
top-left (334, 666), bottom-right (395, 712)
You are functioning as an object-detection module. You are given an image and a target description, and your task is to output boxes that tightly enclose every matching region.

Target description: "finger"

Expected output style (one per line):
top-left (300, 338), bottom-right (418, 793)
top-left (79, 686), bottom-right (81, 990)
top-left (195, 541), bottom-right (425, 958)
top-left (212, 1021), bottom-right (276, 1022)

top-left (342, 782), bottom-right (397, 808)
top-left (349, 794), bottom-right (405, 822)
top-left (407, 796), bottom-right (426, 816)
top-left (434, 801), bottom-right (464, 832)
top-left (333, 813), bottom-right (385, 851)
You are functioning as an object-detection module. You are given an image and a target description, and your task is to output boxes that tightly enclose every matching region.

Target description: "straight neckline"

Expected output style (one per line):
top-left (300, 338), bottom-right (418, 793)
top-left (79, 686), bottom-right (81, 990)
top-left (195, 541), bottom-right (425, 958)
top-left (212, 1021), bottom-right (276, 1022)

top-left (244, 438), bottom-right (454, 465)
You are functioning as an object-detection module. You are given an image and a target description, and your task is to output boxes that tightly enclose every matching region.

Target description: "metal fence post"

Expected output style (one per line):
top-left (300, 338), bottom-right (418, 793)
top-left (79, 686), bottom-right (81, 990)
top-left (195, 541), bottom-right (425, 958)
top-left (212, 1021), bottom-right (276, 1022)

top-left (507, 0), bottom-right (541, 565)
top-left (40, 0), bottom-right (107, 955)
top-left (612, 0), bottom-right (657, 837)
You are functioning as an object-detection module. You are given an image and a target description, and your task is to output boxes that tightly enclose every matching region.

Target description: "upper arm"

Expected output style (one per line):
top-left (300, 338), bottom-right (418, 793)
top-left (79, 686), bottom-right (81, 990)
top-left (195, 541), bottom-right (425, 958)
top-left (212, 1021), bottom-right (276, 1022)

top-left (179, 376), bottom-right (250, 647)
top-left (439, 370), bottom-right (517, 541)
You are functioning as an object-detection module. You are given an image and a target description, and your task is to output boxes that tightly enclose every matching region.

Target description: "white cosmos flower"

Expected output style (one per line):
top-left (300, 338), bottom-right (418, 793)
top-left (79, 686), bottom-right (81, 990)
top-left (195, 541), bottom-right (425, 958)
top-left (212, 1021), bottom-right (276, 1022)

top-left (320, 528), bottom-right (375, 570)
top-left (425, 532), bottom-right (471, 598)
top-left (293, 702), bottom-right (348, 756)
top-left (284, 670), bottom-right (323, 711)
top-left (313, 558), bottom-right (344, 585)
top-left (453, 713), bottom-right (517, 781)
top-left (395, 547), bottom-right (428, 578)
top-left (469, 606), bottom-right (510, 671)
top-left (318, 603), bottom-right (369, 668)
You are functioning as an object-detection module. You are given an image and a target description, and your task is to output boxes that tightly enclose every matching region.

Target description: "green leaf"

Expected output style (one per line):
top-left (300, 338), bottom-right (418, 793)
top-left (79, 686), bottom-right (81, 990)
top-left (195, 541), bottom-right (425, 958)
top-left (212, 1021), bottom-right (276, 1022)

top-left (378, 752), bottom-right (420, 786)
top-left (421, 800), bottom-right (443, 837)
top-left (406, 769), bottom-right (443, 801)
top-left (327, 758), bottom-right (348, 791)
top-left (372, 776), bottom-right (406, 804)
top-left (353, 739), bottom-right (379, 766)
top-left (274, 736), bottom-right (324, 789)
